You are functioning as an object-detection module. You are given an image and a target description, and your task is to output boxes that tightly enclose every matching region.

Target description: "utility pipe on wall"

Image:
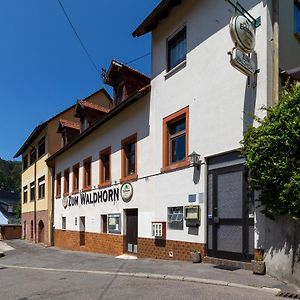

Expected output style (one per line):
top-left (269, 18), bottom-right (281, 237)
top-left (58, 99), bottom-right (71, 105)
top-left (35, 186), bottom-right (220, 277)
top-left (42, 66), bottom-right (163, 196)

top-left (272, 0), bottom-right (279, 105)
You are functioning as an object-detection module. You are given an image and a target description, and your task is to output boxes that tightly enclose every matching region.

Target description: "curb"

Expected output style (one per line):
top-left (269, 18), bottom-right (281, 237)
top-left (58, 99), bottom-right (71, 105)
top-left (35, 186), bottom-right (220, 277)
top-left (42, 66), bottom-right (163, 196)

top-left (0, 264), bottom-right (281, 295)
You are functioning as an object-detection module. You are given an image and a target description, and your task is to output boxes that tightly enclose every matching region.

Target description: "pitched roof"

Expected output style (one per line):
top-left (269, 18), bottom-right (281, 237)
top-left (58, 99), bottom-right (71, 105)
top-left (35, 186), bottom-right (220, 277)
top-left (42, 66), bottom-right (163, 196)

top-left (104, 60), bottom-right (150, 86)
top-left (14, 88), bottom-right (111, 158)
top-left (132, 0), bottom-right (182, 37)
top-left (0, 191), bottom-right (20, 206)
top-left (77, 100), bottom-right (110, 113)
top-left (58, 119), bottom-right (80, 131)
top-left (47, 84), bottom-right (151, 165)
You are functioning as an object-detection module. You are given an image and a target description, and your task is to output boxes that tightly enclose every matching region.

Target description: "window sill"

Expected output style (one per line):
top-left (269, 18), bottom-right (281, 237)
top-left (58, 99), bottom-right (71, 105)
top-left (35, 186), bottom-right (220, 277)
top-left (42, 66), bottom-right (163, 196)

top-left (82, 186), bottom-right (92, 192)
top-left (38, 197), bottom-right (45, 201)
top-left (63, 192), bottom-right (70, 197)
top-left (165, 60), bottom-right (186, 80)
top-left (161, 160), bottom-right (190, 173)
top-left (72, 190), bottom-right (79, 195)
top-left (98, 181), bottom-right (112, 189)
top-left (120, 174), bottom-right (138, 183)
top-left (55, 195), bottom-right (61, 199)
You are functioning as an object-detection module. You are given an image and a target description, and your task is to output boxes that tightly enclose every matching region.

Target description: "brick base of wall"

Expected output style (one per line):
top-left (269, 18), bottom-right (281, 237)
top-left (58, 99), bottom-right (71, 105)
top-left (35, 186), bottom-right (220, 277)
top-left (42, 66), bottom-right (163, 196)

top-left (138, 237), bottom-right (206, 261)
top-left (0, 225), bottom-right (22, 240)
top-left (21, 210), bottom-right (49, 245)
top-left (54, 229), bottom-right (125, 256)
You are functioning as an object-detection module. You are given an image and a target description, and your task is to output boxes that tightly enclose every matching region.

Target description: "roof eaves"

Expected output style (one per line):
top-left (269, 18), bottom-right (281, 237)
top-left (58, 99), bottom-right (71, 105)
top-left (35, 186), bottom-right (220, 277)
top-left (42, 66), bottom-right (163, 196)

top-left (46, 84), bottom-right (151, 164)
top-left (132, 0), bottom-right (182, 37)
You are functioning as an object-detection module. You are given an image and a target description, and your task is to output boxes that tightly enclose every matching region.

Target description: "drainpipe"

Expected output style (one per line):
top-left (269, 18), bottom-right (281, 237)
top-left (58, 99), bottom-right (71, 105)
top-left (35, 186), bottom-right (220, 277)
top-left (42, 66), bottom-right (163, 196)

top-left (50, 166), bottom-right (55, 246)
top-left (272, 0), bottom-right (279, 105)
top-left (34, 157), bottom-right (37, 243)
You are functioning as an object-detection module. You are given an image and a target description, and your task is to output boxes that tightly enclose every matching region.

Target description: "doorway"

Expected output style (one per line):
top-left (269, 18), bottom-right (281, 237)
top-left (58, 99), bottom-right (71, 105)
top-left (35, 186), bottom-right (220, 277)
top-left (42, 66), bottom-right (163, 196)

top-left (207, 152), bottom-right (254, 262)
top-left (38, 220), bottom-right (45, 244)
top-left (125, 209), bottom-right (138, 254)
top-left (79, 216), bottom-right (85, 246)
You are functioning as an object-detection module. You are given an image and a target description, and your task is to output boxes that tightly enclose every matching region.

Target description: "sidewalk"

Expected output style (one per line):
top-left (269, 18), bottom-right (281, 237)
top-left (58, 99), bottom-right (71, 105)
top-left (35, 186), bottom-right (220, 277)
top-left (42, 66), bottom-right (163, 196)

top-left (1, 239), bottom-right (299, 295)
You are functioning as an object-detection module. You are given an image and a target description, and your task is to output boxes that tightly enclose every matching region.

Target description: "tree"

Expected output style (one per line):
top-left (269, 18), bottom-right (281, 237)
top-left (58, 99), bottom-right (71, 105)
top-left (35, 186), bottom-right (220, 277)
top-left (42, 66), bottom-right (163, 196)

top-left (241, 82), bottom-right (300, 219)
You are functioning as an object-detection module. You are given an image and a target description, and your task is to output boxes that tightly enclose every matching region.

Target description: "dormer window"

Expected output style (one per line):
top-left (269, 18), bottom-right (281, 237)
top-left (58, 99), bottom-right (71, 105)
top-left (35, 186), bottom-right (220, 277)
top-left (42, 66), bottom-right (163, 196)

top-left (81, 116), bottom-right (89, 132)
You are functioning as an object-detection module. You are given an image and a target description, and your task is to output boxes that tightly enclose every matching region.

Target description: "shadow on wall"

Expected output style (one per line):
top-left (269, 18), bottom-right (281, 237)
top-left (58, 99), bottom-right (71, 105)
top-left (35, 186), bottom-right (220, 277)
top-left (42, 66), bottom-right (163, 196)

top-left (256, 215), bottom-right (300, 287)
top-left (243, 52), bottom-right (258, 133)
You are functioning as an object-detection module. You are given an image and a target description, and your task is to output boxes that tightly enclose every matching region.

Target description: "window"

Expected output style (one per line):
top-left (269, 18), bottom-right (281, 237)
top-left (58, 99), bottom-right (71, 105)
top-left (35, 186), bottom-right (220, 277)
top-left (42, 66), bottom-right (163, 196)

top-left (38, 175), bottom-right (45, 199)
top-left (167, 26), bottom-right (187, 71)
top-left (38, 136), bottom-right (46, 158)
top-left (121, 134), bottom-right (137, 182)
top-left (56, 173), bottom-right (61, 198)
top-left (295, 1), bottom-right (300, 37)
top-left (30, 182), bottom-right (35, 202)
top-left (108, 213), bottom-right (121, 234)
top-left (162, 107), bottom-right (189, 172)
top-left (99, 147), bottom-right (111, 187)
top-left (168, 206), bottom-right (184, 230)
top-left (64, 169), bottom-right (70, 196)
top-left (62, 217), bottom-right (66, 230)
top-left (83, 157), bottom-right (92, 190)
top-left (30, 148), bottom-right (36, 165)
top-left (23, 155), bottom-right (28, 170)
top-left (72, 163), bottom-right (79, 193)
top-left (101, 215), bottom-right (107, 233)
top-left (23, 185), bottom-right (28, 203)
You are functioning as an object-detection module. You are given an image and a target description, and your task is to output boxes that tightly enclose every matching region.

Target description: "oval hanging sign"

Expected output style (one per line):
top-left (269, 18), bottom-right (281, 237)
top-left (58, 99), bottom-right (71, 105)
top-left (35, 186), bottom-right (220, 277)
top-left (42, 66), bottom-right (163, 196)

top-left (229, 15), bottom-right (256, 53)
top-left (120, 182), bottom-right (133, 202)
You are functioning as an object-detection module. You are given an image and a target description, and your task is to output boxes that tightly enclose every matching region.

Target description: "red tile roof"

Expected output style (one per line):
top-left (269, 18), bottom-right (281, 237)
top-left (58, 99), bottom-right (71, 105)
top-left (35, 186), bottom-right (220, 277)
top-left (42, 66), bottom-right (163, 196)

top-left (77, 100), bottom-right (110, 113)
top-left (59, 119), bottom-right (80, 130)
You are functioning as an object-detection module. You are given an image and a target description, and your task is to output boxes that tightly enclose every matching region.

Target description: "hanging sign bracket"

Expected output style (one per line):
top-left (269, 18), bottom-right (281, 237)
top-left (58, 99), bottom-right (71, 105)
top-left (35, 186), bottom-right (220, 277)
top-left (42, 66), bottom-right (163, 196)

top-left (225, 0), bottom-right (261, 28)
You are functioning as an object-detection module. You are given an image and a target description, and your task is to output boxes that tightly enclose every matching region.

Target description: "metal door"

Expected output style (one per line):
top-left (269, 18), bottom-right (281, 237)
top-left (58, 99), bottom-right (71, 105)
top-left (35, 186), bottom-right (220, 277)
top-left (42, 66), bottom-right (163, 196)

top-left (79, 216), bottom-right (85, 246)
top-left (207, 153), bottom-right (254, 262)
top-left (126, 209), bottom-right (138, 254)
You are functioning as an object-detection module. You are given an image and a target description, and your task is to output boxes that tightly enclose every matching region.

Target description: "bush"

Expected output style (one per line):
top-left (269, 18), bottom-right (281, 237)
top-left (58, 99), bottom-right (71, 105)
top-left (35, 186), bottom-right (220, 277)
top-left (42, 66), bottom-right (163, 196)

top-left (241, 83), bottom-right (300, 219)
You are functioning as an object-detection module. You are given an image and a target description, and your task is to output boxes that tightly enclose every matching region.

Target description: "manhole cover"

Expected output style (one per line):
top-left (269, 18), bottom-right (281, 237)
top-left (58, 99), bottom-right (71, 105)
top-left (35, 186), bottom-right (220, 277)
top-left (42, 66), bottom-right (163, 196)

top-left (277, 292), bottom-right (300, 299)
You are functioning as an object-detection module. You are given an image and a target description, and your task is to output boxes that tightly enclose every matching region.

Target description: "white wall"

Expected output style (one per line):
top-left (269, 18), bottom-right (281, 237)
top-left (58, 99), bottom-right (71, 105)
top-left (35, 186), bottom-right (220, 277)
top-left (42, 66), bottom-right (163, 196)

top-left (54, 0), bottom-right (271, 247)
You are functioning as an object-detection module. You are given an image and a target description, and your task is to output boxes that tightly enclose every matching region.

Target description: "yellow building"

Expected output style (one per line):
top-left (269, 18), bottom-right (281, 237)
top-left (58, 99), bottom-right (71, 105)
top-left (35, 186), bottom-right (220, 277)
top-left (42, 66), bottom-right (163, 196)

top-left (14, 89), bottom-right (112, 245)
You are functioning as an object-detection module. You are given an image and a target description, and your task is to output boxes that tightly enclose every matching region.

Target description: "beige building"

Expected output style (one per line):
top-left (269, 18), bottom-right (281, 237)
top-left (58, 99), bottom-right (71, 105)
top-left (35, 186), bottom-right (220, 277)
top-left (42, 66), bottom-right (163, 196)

top-left (14, 89), bottom-right (112, 245)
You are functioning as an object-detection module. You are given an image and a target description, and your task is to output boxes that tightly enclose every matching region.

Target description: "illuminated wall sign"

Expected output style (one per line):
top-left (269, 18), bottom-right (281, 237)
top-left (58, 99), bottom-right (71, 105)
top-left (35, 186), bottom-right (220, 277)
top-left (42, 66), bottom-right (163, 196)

top-left (229, 15), bottom-right (256, 53)
top-left (120, 182), bottom-right (133, 202)
top-left (62, 187), bottom-right (119, 208)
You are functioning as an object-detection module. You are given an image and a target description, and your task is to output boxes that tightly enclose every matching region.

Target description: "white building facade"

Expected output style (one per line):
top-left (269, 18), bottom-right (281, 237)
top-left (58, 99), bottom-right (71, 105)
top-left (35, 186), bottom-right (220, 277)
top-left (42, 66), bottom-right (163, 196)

top-left (48, 0), bottom-right (300, 272)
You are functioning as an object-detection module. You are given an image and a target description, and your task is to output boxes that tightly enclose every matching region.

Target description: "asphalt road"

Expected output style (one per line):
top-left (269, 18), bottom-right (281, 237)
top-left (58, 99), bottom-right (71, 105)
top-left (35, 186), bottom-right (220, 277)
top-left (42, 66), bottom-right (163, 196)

top-left (0, 267), bottom-right (277, 300)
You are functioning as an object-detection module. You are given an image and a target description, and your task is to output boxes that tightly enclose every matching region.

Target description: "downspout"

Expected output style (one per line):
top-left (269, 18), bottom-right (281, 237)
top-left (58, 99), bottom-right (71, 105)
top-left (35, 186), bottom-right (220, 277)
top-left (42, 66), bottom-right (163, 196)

top-left (34, 153), bottom-right (37, 243)
top-left (50, 166), bottom-right (55, 246)
top-left (272, 0), bottom-right (279, 105)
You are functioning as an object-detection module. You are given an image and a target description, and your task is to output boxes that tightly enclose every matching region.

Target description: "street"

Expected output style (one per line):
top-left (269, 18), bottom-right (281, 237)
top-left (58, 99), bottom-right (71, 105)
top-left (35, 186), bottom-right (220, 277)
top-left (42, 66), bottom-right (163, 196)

top-left (0, 240), bottom-right (288, 300)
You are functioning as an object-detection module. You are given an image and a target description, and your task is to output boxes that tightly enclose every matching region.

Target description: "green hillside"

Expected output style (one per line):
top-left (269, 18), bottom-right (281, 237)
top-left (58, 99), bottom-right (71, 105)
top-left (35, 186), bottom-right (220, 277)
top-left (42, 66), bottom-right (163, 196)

top-left (0, 158), bottom-right (21, 193)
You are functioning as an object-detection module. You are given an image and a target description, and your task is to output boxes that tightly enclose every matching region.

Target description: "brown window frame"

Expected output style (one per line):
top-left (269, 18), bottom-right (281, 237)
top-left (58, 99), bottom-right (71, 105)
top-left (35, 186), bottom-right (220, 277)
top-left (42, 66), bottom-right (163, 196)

top-left (23, 185), bottom-right (28, 204)
top-left (38, 175), bottom-right (45, 199)
top-left (162, 106), bottom-right (189, 173)
top-left (30, 181), bottom-right (35, 202)
top-left (99, 147), bottom-right (111, 188)
top-left (63, 168), bottom-right (70, 196)
top-left (121, 133), bottom-right (138, 183)
top-left (72, 163), bottom-right (80, 194)
top-left (82, 157), bottom-right (92, 191)
top-left (56, 173), bottom-right (61, 198)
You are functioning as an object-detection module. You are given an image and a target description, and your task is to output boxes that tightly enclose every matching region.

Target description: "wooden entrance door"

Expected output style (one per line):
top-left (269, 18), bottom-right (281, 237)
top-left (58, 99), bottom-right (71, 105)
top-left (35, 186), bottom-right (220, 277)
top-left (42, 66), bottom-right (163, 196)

top-left (126, 209), bottom-right (138, 254)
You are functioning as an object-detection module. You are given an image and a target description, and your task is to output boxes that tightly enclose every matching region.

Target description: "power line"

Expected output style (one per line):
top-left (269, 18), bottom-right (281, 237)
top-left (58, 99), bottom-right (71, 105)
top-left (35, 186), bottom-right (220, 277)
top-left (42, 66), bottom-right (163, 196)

top-left (57, 0), bottom-right (100, 75)
top-left (125, 52), bottom-right (151, 65)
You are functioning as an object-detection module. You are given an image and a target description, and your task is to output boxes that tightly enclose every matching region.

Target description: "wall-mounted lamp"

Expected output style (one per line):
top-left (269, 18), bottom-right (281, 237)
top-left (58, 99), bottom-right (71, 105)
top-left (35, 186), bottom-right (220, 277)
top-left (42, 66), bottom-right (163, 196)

top-left (188, 151), bottom-right (201, 169)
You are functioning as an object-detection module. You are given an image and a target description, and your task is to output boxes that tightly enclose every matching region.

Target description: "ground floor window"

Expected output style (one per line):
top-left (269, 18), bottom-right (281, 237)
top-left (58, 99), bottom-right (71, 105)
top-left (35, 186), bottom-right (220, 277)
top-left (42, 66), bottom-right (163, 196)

top-left (167, 206), bottom-right (184, 230)
top-left (108, 213), bottom-right (121, 234)
top-left (62, 217), bottom-right (66, 230)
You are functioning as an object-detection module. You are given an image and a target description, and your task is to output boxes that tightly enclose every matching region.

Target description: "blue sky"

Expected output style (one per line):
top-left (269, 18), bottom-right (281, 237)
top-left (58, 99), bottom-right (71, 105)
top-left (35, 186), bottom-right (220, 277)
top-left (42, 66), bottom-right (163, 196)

top-left (0, 0), bottom-right (159, 161)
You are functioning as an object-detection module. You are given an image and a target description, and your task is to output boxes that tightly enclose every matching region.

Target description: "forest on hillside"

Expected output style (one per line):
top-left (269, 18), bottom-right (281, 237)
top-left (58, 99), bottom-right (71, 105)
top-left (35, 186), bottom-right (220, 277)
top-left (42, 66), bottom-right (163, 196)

top-left (0, 158), bottom-right (21, 193)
